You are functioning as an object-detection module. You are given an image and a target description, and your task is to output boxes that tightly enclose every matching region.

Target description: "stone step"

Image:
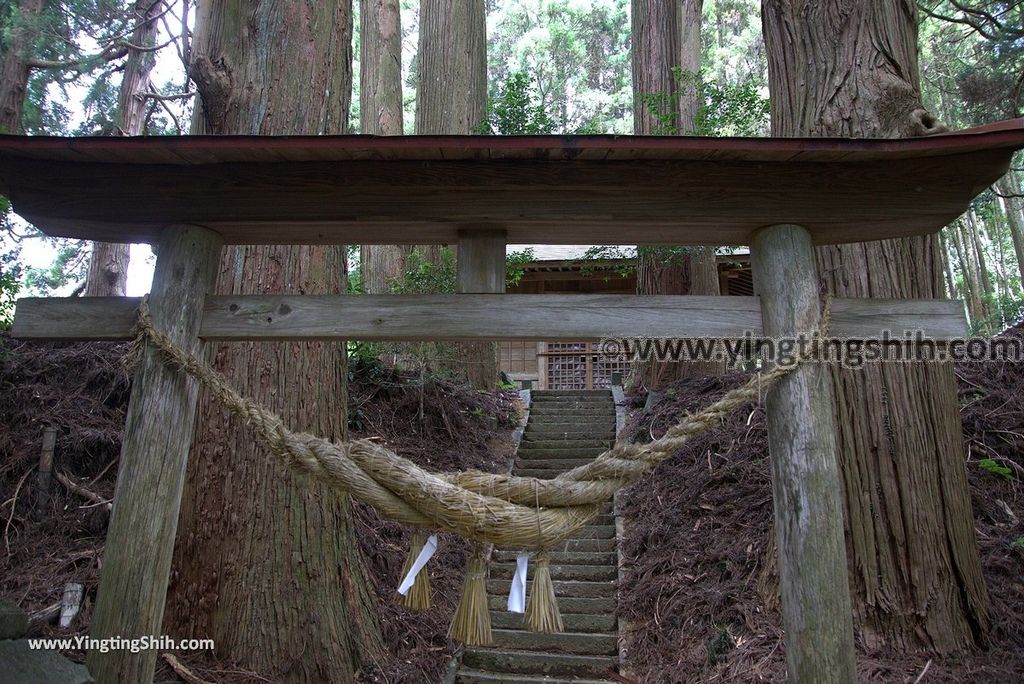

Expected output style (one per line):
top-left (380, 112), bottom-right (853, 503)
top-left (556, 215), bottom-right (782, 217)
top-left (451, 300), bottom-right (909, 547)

top-left (488, 629), bottom-right (618, 656)
top-left (527, 417), bottom-right (613, 427)
top-left (527, 410), bottom-right (616, 418)
top-left (515, 447), bottom-right (607, 459)
top-left (533, 390), bottom-right (611, 396)
top-left (526, 430), bottom-right (616, 441)
top-left (568, 525), bottom-right (615, 540)
top-left (493, 550), bottom-right (617, 566)
top-left (517, 468), bottom-right (609, 480)
top-left (552, 538), bottom-right (616, 553)
top-left (487, 595), bottom-right (615, 614)
top-left (514, 458), bottom-right (597, 470)
top-left (490, 611), bottom-right (617, 633)
top-left (461, 648), bottom-right (618, 678)
top-left (491, 563), bottom-right (616, 582)
top-left (528, 406), bottom-right (614, 414)
top-left (529, 403), bottom-right (615, 410)
top-left (526, 418), bottom-right (613, 426)
top-left (515, 469), bottom-right (558, 480)
top-left (528, 395), bottom-right (606, 401)
top-left (456, 668), bottom-right (616, 684)
top-left (525, 427), bottom-right (613, 437)
top-left (530, 395), bottom-right (611, 400)
top-left (518, 439), bottom-right (613, 450)
top-left (488, 579), bottom-right (616, 599)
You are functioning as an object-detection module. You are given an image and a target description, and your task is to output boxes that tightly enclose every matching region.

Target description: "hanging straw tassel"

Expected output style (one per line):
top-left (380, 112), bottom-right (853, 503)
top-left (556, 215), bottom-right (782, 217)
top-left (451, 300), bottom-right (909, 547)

top-left (396, 531), bottom-right (433, 610)
top-left (449, 546), bottom-right (492, 646)
top-left (525, 551), bottom-right (564, 633)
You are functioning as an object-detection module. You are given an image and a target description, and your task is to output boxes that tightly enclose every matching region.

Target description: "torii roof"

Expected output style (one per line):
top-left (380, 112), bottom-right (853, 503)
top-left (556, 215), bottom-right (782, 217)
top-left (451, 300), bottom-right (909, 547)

top-left (1, 118), bottom-right (1022, 246)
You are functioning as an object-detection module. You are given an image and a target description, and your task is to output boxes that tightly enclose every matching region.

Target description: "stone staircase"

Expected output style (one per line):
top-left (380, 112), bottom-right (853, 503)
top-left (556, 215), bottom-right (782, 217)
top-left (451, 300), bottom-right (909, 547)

top-left (456, 390), bottom-right (620, 684)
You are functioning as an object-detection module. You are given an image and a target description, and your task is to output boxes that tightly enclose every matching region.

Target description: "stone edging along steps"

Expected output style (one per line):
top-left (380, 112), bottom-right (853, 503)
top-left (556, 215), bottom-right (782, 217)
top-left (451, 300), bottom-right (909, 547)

top-left (453, 389), bottom-right (621, 684)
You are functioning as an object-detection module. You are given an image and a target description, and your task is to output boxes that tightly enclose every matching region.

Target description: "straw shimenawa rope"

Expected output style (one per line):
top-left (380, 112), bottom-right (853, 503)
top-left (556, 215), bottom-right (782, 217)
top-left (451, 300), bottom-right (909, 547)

top-left (128, 296), bottom-right (830, 552)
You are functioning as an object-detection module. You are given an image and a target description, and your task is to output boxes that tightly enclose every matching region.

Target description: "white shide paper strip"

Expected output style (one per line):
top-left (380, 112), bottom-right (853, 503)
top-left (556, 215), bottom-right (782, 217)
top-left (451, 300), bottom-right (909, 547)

top-left (507, 553), bottom-right (529, 613)
top-left (397, 534), bottom-right (439, 595)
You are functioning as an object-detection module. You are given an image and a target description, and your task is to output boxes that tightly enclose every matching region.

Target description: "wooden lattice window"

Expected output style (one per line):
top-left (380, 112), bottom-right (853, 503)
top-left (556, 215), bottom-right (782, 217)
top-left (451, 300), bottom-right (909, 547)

top-left (543, 342), bottom-right (629, 390)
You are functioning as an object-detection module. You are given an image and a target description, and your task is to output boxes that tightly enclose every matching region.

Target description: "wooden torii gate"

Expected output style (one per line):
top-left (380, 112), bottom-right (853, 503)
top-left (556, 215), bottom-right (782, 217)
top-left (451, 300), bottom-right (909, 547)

top-left (4, 119), bottom-right (1024, 684)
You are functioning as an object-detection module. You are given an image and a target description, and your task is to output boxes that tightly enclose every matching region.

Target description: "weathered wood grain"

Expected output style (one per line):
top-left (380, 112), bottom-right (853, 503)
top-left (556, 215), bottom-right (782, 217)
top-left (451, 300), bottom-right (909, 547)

top-left (10, 294), bottom-right (968, 342)
top-left (456, 229), bottom-right (506, 389)
top-left (457, 229), bottom-right (507, 294)
top-left (0, 126), bottom-right (1020, 246)
top-left (751, 224), bottom-right (856, 683)
top-left (11, 296), bottom-right (140, 340)
top-left (86, 225), bottom-right (222, 684)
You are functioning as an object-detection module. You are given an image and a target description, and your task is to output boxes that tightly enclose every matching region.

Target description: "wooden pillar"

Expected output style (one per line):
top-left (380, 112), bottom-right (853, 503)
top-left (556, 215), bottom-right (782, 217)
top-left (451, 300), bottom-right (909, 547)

top-left (34, 426), bottom-right (57, 520)
top-left (456, 228), bottom-right (505, 389)
top-left (87, 225), bottom-right (222, 684)
top-left (456, 228), bottom-right (507, 294)
top-left (750, 224), bottom-right (856, 684)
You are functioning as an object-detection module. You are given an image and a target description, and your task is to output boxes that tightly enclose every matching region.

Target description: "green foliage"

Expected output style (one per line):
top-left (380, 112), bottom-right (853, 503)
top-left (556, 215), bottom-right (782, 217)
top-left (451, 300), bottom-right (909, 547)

top-left (388, 248), bottom-right (456, 295)
top-left (346, 244), bottom-right (363, 294)
top-left (970, 293), bottom-right (1024, 335)
top-left (920, 1), bottom-right (1023, 121)
top-left (506, 247), bottom-right (535, 287)
top-left (22, 240), bottom-right (88, 295)
top-left (0, 0), bottom-right (139, 135)
top-left (977, 458), bottom-right (1015, 481)
top-left (580, 245), bottom-right (636, 278)
top-left (478, 72), bottom-right (555, 134)
top-left (1011, 537), bottom-right (1024, 552)
top-left (580, 245), bottom-right (728, 280)
top-left (487, 0), bottom-right (633, 134)
top-left (637, 68), bottom-right (769, 136)
top-left (0, 242), bottom-right (21, 329)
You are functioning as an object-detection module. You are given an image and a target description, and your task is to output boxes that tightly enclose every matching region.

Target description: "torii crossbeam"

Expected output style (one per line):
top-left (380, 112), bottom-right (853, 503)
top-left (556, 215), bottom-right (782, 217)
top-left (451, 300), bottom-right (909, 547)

top-left (4, 119), bottom-right (1023, 684)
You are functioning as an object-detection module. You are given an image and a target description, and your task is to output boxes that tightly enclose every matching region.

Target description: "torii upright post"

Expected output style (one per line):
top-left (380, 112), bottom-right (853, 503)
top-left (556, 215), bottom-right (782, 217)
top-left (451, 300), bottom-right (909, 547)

top-left (87, 225), bottom-right (223, 683)
top-left (750, 224), bottom-right (856, 684)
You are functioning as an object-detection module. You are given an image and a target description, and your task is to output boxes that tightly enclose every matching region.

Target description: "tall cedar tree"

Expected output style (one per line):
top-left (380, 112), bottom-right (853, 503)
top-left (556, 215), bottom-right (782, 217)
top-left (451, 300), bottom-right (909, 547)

top-left (359, 0), bottom-right (411, 294)
top-left (762, 0), bottom-right (989, 652)
top-left (0, 0), bottom-right (42, 132)
top-left (85, 0), bottom-right (163, 297)
top-left (415, 0), bottom-right (495, 389)
top-left (632, 0), bottom-right (722, 386)
top-left (163, 2), bottom-right (384, 681)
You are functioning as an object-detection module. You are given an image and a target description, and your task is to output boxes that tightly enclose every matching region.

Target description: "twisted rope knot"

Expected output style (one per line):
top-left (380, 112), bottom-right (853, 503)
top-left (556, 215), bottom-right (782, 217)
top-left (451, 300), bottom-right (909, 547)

top-left (126, 294), bottom-right (831, 550)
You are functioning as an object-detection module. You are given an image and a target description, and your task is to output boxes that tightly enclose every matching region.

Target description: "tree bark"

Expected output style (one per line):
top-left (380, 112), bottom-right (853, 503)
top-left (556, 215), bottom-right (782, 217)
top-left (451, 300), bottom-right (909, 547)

top-left (416, 0), bottom-right (494, 388)
top-left (0, 0), bottom-right (42, 132)
top-left (996, 173), bottom-right (1024, 292)
top-left (416, 0), bottom-right (480, 135)
top-left (631, 0), bottom-right (680, 134)
top-left (360, 0), bottom-right (403, 137)
top-left (359, 0), bottom-right (409, 295)
top-left (678, 0), bottom-right (703, 134)
top-left (165, 3), bottom-right (383, 681)
top-left (952, 220), bottom-right (986, 327)
top-left (763, 0), bottom-right (989, 653)
top-left (967, 210), bottom-right (993, 301)
top-left (85, 0), bottom-right (162, 297)
top-left (83, 243), bottom-right (130, 297)
top-left (632, 0), bottom-right (719, 388)
top-left (0, 0), bottom-right (41, 133)
top-left (938, 230), bottom-right (958, 299)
